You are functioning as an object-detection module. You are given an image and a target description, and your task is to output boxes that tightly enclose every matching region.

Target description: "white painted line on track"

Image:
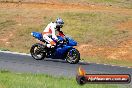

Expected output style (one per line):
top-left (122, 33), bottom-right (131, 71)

top-left (80, 60), bottom-right (132, 69)
top-left (119, 66), bottom-right (127, 68)
top-left (0, 51), bottom-right (31, 56)
top-left (127, 67), bottom-right (132, 69)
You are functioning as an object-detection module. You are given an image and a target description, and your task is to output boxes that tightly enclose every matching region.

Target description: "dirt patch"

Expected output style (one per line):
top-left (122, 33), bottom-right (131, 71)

top-left (116, 20), bottom-right (132, 30)
top-left (0, 30), bottom-right (16, 46)
top-left (77, 39), bottom-right (132, 60)
top-left (0, 2), bottom-right (132, 15)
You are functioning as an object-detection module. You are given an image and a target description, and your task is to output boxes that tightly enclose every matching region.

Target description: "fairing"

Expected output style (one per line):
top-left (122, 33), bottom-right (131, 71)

top-left (31, 32), bottom-right (77, 59)
top-left (31, 32), bottom-right (43, 40)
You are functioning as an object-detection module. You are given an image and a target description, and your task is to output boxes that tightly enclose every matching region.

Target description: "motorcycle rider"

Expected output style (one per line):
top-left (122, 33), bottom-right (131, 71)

top-left (42, 18), bottom-right (65, 48)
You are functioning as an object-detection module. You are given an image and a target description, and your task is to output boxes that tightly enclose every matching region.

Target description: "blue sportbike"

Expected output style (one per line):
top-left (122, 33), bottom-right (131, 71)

top-left (30, 32), bottom-right (80, 64)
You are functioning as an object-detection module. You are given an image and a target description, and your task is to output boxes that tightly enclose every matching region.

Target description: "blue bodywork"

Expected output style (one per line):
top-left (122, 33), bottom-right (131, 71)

top-left (31, 32), bottom-right (77, 59)
top-left (31, 32), bottom-right (43, 41)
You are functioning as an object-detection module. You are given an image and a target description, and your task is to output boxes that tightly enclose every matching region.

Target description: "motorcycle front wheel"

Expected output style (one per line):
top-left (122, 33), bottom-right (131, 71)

top-left (66, 48), bottom-right (80, 64)
top-left (30, 43), bottom-right (46, 60)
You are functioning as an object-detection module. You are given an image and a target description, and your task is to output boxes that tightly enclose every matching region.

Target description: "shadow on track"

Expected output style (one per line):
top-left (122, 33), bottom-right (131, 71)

top-left (43, 58), bottom-right (90, 66)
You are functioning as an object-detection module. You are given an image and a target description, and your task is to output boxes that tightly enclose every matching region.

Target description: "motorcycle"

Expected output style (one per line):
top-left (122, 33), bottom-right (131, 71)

top-left (30, 32), bottom-right (80, 64)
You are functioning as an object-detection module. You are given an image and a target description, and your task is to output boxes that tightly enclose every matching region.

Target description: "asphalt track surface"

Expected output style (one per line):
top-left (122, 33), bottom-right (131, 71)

top-left (0, 51), bottom-right (132, 76)
top-left (0, 51), bottom-right (132, 87)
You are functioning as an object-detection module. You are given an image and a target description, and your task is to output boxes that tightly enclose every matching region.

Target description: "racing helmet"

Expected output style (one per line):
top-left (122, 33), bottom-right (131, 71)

top-left (55, 18), bottom-right (64, 28)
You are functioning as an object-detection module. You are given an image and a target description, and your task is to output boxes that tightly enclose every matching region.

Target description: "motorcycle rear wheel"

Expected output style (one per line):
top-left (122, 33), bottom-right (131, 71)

top-left (30, 43), bottom-right (46, 60)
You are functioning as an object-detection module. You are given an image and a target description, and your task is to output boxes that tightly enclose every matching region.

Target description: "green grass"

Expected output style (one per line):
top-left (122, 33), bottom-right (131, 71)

top-left (0, 20), bottom-right (16, 30)
top-left (0, 48), bottom-right (9, 51)
top-left (60, 12), bottom-right (132, 46)
top-left (0, 70), bottom-right (125, 88)
top-left (3, 11), bottom-right (131, 53)
top-left (0, 20), bottom-right (17, 35)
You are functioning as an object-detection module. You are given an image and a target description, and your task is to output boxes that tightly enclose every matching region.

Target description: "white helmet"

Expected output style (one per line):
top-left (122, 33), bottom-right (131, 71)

top-left (56, 18), bottom-right (64, 28)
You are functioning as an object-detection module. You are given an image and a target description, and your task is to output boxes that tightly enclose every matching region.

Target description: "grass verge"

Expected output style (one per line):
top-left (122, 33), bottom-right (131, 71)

top-left (2, 11), bottom-right (131, 53)
top-left (0, 48), bottom-right (9, 51)
top-left (0, 70), bottom-right (122, 88)
top-left (82, 57), bottom-right (132, 67)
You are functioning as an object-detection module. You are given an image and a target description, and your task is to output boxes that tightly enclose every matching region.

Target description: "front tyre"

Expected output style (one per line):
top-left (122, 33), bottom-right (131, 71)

top-left (30, 43), bottom-right (46, 60)
top-left (66, 48), bottom-right (80, 64)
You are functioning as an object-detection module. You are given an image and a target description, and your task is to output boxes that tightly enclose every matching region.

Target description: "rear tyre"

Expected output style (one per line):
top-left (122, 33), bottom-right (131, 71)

top-left (66, 48), bottom-right (80, 64)
top-left (30, 43), bottom-right (46, 60)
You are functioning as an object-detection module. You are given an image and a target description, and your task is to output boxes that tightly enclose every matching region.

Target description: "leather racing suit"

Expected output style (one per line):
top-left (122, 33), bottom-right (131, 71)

top-left (42, 22), bottom-right (65, 48)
